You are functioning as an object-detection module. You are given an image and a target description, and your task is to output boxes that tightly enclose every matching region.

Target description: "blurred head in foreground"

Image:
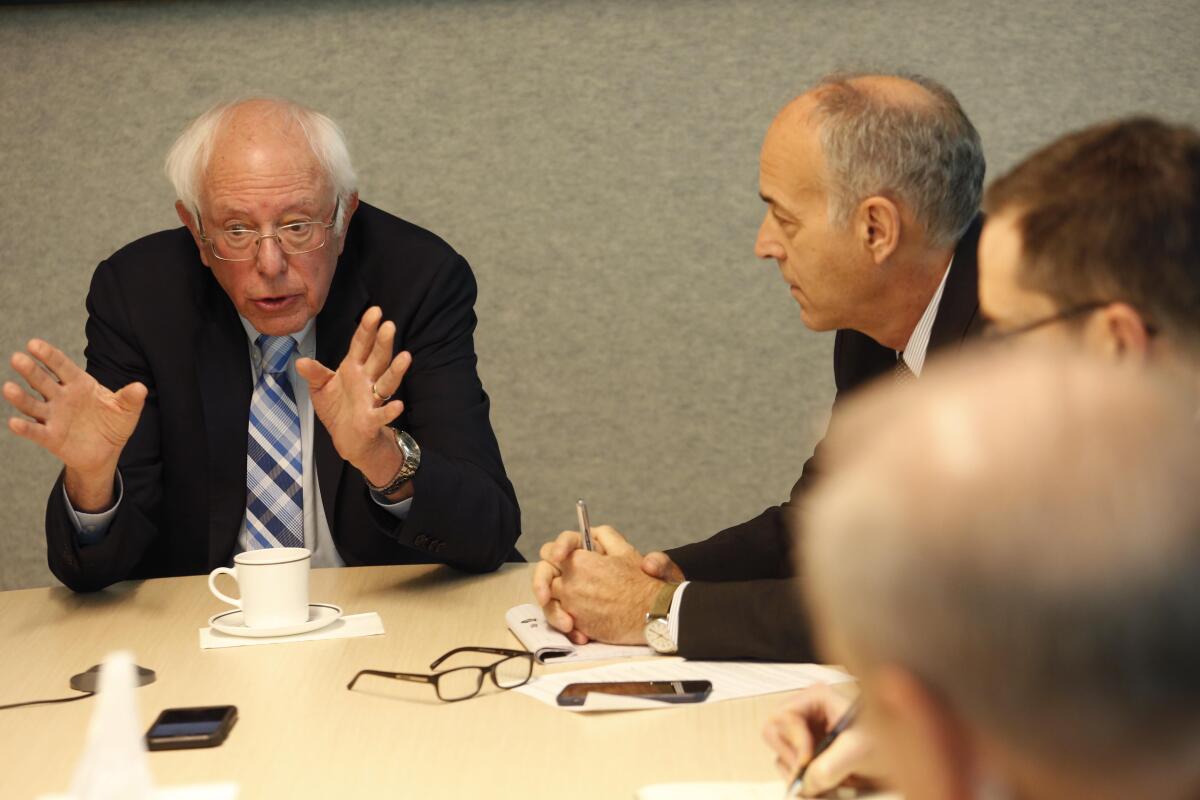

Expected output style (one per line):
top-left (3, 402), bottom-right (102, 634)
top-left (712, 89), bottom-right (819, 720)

top-left (979, 117), bottom-right (1200, 374)
top-left (800, 350), bottom-right (1200, 800)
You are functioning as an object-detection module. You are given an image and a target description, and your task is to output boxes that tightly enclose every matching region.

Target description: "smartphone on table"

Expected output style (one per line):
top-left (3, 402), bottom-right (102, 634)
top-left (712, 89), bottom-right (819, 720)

top-left (556, 680), bottom-right (712, 706)
top-left (145, 705), bottom-right (238, 751)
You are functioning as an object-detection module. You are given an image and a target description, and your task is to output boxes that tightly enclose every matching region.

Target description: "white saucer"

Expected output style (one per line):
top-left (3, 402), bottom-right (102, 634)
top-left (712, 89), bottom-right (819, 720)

top-left (208, 603), bottom-right (343, 638)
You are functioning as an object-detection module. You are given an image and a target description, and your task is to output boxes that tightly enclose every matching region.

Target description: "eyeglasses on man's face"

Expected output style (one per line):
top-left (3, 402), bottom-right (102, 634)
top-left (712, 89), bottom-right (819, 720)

top-left (982, 300), bottom-right (1109, 342)
top-left (195, 197), bottom-right (341, 262)
top-left (346, 646), bottom-right (535, 702)
top-left (982, 300), bottom-right (1159, 344)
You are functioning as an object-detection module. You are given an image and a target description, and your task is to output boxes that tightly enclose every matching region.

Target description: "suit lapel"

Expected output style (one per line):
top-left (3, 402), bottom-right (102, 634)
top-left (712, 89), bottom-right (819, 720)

top-left (928, 214), bottom-right (985, 354)
top-left (195, 277), bottom-right (253, 569)
top-left (313, 249), bottom-right (370, 533)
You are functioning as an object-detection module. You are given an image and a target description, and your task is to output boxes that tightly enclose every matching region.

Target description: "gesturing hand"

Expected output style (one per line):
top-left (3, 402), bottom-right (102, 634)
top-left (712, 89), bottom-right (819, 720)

top-left (4, 338), bottom-right (147, 510)
top-left (295, 306), bottom-right (411, 484)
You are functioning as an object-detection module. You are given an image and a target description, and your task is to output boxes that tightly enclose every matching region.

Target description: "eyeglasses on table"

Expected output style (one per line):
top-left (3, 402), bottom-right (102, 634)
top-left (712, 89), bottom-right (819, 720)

top-left (346, 646), bottom-right (535, 702)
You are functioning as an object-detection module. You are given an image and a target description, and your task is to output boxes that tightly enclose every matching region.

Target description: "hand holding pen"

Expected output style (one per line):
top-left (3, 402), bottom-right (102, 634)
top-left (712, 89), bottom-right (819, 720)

top-left (763, 687), bottom-right (880, 798)
top-left (784, 697), bottom-right (860, 797)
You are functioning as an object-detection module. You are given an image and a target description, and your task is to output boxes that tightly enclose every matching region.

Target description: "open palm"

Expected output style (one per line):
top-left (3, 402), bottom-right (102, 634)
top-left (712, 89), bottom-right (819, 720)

top-left (4, 339), bottom-right (146, 475)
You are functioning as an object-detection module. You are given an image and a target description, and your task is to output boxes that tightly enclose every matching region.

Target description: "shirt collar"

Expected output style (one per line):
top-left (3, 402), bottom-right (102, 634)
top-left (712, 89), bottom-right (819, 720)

top-left (238, 316), bottom-right (317, 362)
top-left (900, 256), bottom-right (954, 377)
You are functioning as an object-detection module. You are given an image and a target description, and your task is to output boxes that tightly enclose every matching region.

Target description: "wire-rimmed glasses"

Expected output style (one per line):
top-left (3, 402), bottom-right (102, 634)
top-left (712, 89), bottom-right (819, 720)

top-left (346, 646), bottom-right (535, 702)
top-left (195, 197), bottom-right (341, 262)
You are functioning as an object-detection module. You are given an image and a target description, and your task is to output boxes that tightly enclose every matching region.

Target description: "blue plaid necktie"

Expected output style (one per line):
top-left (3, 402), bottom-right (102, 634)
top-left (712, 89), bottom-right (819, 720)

top-left (243, 335), bottom-right (304, 550)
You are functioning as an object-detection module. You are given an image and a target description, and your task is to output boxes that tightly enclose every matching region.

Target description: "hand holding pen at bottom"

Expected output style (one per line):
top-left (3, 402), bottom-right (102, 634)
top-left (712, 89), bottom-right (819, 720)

top-left (764, 688), bottom-right (884, 798)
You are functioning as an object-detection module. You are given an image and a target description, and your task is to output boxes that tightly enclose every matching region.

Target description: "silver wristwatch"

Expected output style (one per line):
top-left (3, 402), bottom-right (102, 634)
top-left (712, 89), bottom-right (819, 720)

top-left (365, 428), bottom-right (421, 495)
top-left (644, 582), bottom-right (681, 654)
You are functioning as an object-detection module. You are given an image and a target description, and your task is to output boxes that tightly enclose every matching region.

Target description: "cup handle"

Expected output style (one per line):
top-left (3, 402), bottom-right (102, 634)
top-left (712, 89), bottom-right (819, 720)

top-left (208, 567), bottom-right (241, 608)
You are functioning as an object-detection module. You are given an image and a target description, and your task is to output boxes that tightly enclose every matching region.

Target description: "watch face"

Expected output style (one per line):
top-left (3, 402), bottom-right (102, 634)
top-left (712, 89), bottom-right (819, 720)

top-left (645, 619), bottom-right (676, 654)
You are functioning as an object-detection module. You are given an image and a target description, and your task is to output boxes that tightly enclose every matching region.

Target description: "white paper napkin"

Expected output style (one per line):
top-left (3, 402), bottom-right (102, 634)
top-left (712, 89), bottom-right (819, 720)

top-left (199, 612), bottom-right (385, 650)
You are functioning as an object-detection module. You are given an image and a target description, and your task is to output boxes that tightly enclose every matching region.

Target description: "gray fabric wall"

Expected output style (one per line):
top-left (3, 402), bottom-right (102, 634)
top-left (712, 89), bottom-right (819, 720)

top-left (1, 0), bottom-right (1197, 590)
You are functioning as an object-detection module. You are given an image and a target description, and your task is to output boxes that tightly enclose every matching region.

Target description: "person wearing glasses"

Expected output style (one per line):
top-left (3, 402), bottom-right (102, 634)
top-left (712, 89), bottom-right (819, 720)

top-left (764, 116), bottom-right (1200, 797)
top-left (976, 117), bottom-right (1200, 371)
top-left (3, 97), bottom-right (521, 592)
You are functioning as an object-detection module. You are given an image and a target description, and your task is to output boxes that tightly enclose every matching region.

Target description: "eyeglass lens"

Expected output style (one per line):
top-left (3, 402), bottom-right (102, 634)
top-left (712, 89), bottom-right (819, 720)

top-left (436, 667), bottom-right (487, 701)
top-left (492, 655), bottom-right (533, 689)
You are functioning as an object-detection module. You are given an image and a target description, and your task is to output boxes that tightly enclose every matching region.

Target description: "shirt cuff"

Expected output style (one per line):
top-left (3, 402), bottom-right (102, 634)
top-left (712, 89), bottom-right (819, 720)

top-left (370, 490), bottom-right (413, 520)
top-left (64, 472), bottom-right (123, 546)
top-left (666, 581), bottom-right (689, 646)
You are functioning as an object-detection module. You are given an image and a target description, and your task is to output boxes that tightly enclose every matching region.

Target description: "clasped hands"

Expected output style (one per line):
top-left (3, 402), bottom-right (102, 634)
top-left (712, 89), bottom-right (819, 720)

top-left (531, 524), bottom-right (686, 645)
top-left (3, 305), bottom-right (412, 510)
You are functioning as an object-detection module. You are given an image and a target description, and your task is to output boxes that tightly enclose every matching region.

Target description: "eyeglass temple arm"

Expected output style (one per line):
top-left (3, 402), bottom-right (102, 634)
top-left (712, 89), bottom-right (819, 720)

top-left (347, 669), bottom-right (435, 691)
top-left (429, 646), bottom-right (530, 669)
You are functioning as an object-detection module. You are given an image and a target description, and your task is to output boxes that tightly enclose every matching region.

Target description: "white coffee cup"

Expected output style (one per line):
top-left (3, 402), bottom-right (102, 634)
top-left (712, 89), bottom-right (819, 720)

top-left (208, 548), bottom-right (311, 629)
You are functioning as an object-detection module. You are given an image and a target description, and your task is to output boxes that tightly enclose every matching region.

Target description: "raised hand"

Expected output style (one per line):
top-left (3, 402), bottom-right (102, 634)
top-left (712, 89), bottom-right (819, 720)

top-left (4, 339), bottom-right (147, 510)
top-left (295, 306), bottom-right (412, 491)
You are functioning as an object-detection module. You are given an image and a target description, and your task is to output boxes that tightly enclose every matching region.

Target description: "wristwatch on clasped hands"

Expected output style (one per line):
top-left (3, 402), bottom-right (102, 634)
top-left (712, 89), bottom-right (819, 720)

top-left (365, 428), bottom-right (421, 496)
top-left (644, 581), bottom-right (682, 654)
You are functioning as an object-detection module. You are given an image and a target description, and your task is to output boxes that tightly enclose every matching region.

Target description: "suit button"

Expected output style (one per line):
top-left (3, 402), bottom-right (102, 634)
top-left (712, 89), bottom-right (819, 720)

top-left (414, 534), bottom-right (428, 547)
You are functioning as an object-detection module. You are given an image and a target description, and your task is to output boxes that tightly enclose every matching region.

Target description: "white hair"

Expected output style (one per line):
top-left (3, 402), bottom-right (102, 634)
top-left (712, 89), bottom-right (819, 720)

top-left (801, 350), bottom-right (1200, 776)
top-left (163, 97), bottom-right (358, 233)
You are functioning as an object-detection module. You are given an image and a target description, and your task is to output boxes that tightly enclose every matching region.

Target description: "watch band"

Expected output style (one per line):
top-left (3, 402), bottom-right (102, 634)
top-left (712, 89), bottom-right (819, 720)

top-left (365, 428), bottom-right (421, 495)
top-left (649, 581), bottom-right (680, 618)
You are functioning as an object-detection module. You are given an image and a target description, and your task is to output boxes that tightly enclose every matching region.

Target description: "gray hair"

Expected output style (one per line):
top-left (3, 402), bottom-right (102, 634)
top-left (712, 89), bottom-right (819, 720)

top-left (163, 97), bottom-right (358, 233)
top-left (801, 350), bottom-right (1200, 774)
top-left (811, 73), bottom-right (985, 249)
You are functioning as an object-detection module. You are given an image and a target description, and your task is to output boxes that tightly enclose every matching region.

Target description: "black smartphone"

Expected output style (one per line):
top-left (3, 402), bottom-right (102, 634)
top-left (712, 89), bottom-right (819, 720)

top-left (145, 705), bottom-right (238, 751)
top-left (556, 680), bottom-right (713, 706)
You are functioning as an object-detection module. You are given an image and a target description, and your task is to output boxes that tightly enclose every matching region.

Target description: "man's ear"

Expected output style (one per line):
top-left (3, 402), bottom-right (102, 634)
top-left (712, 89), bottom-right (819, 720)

top-left (874, 665), bottom-right (977, 800)
top-left (1089, 302), bottom-right (1152, 362)
top-left (855, 196), bottom-right (902, 265)
top-left (175, 201), bottom-right (210, 268)
top-left (336, 192), bottom-right (361, 256)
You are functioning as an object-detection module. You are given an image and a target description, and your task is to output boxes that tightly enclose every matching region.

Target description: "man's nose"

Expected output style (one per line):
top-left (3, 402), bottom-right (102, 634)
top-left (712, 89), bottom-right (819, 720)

top-left (255, 235), bottom-right (288, 276)
top-left (754, 216), bottom-right (784, 262)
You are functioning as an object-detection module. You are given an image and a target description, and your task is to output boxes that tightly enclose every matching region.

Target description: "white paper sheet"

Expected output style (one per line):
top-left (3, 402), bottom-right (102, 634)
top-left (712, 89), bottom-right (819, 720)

top-left (506, 603), bottom-right (654, 663)
top-left (515, 658), bottom-right (853, 711)
top-left (199, 612), bottom-right (384, 650)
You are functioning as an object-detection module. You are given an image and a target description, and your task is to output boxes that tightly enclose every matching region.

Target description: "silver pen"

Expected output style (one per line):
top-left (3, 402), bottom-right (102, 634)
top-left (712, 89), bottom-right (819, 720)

top-left (575, 499), bottom-right (594, 551)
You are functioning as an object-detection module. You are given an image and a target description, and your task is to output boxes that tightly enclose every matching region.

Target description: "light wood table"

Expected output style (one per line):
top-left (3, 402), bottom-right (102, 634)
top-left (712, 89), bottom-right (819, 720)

top-left (0, 564), bottom-right (809, 799)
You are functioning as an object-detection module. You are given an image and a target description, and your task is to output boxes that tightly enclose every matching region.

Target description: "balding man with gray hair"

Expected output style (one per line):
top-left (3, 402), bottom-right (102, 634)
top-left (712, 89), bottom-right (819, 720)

top-left (533, 72), bottom-right (987, 660)
top-left (4, 97), bottom-right (521, 591)
top-left (791, 351), bottom-right (1200, 800)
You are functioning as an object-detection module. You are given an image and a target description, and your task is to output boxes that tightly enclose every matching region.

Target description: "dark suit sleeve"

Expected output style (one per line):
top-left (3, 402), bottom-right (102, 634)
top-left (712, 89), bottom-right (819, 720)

top-left (662, 331), bottom-right (873, 659)
top-left (664, 458), bottom-right (818, 660)
top-left (354, 252), bottom-right (520, 573)
top-left (675, 579), bottom-right (816, 661)
top-left (45, 259), bottom-right (166, 592)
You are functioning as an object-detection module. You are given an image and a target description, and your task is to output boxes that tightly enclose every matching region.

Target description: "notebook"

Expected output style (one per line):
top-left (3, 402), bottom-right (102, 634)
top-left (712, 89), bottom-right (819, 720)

top-left (505, 603), bottom-right (654, 663)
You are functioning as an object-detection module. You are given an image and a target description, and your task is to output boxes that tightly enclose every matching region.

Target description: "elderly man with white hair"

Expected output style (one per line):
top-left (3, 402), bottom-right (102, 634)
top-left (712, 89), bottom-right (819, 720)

top-left (775, 351), bottom-right (1200, 799)
top-left (4, 97), bottom-right (521, 592)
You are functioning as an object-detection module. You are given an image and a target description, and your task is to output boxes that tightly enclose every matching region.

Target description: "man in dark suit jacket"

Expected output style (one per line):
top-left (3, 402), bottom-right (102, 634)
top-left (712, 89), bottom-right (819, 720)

top-left (5, 98), bottom-right (520, 592)
top-left (532, 72), bottom-right (986, 660)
